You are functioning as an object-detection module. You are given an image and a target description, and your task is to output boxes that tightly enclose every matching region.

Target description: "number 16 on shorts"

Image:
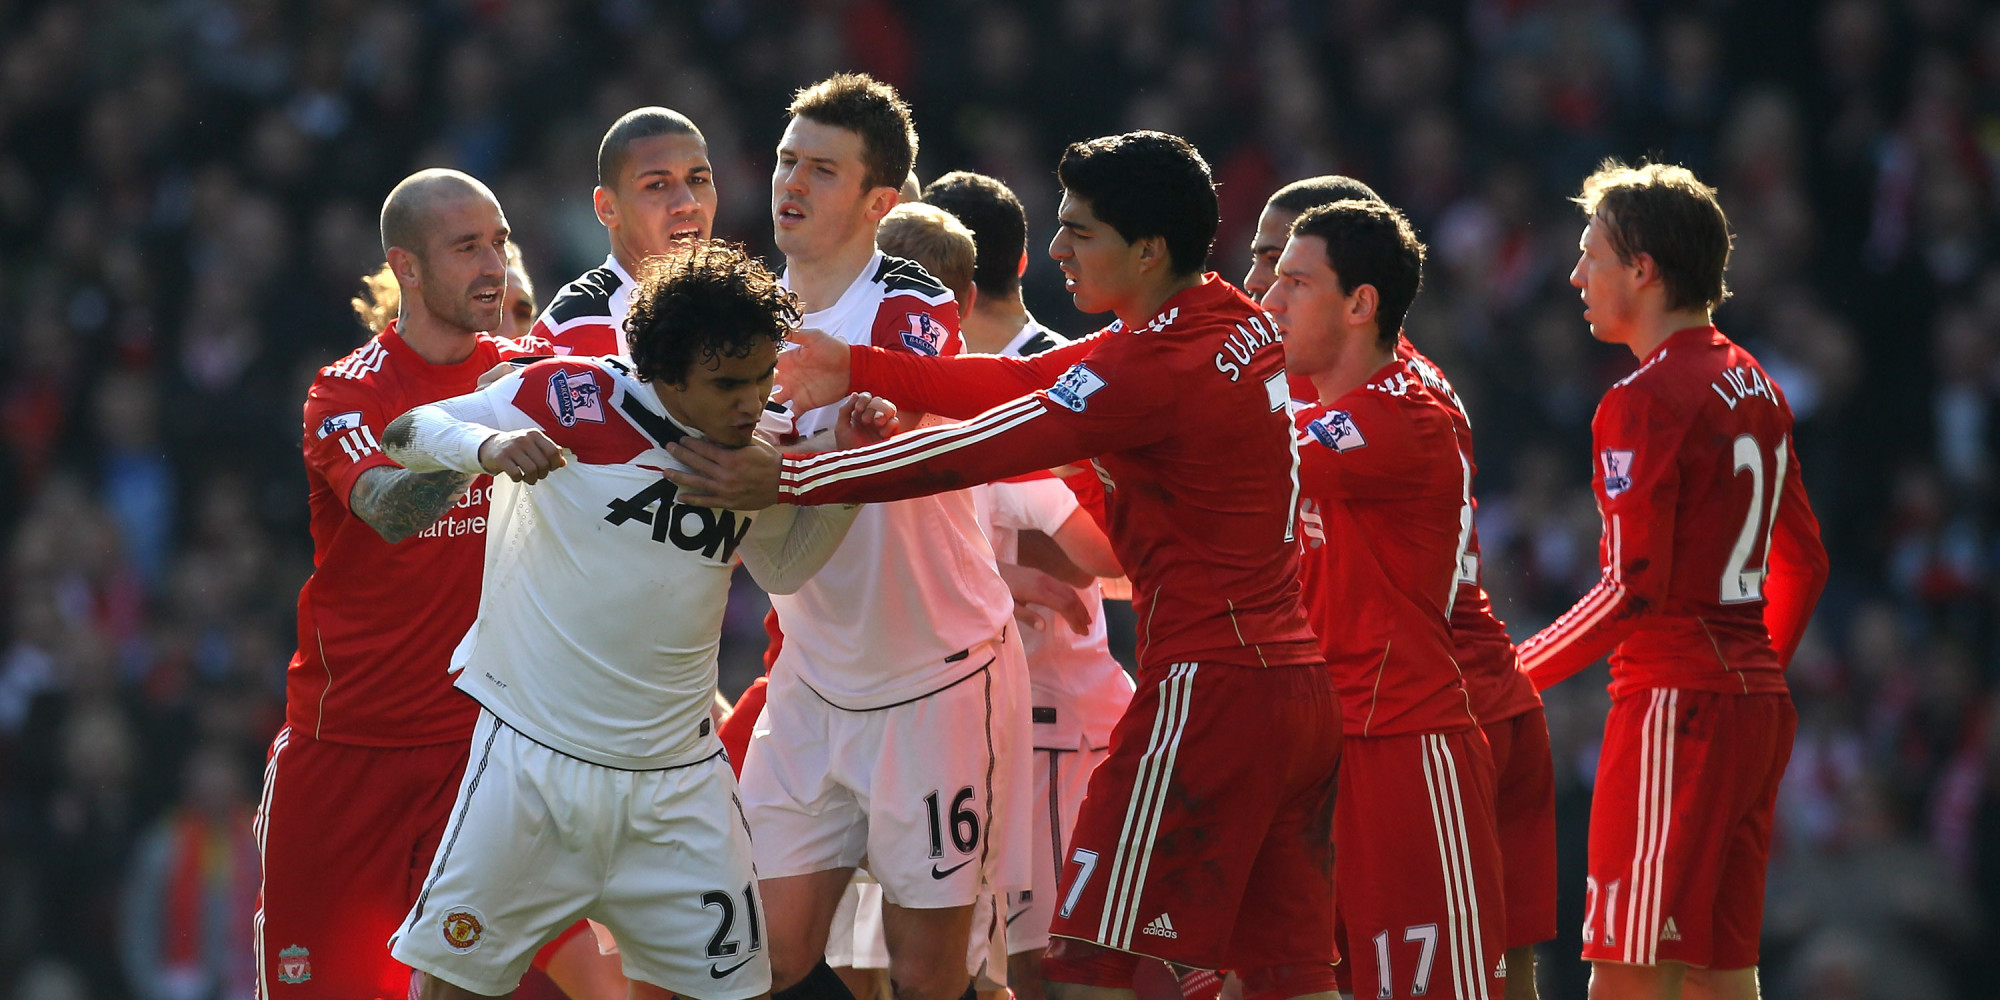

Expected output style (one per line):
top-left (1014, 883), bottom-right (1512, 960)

top-left (925, 786), bottom-right (981, 875)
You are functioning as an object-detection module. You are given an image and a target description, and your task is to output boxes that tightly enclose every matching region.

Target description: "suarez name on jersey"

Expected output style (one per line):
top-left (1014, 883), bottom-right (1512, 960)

top-left (290, 322), bottom-right (545, 747)
top-left (1518, 325), bottom-right (1829, 697)
top-left (781, 274), bottom-right (1322, 674)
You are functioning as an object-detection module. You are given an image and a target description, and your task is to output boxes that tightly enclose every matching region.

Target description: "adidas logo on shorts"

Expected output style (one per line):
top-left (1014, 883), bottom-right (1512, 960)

top-left (1142, 913), bottom-right (1179, 939)
top-left (1659, 917), bottom-right (1681, 942)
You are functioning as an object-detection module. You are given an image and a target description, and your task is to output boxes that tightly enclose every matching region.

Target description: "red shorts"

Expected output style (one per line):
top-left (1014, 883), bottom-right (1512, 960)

top-left (1583, 689), bottom-right (1795, 969)
top-left (255, 727), bottom-right (585, 996)
top-left (1484, 707), bottom-right (1558, 950)
top-left (1045, 661), bottom-right (1343, 976)
top-left (256, 727), bottom-right (468, 998)
top-left (1334, 729), bottom-right (1506, 1000)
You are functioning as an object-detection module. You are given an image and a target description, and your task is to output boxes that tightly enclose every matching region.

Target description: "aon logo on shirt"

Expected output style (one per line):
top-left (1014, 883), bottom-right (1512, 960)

top-left (604, 479), bottom-right (752, 563)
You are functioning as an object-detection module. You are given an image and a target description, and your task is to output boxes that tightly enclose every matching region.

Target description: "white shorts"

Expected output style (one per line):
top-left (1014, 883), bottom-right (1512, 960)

top-left (741, 633), bottom-right (1032, 909)
top-left (1005, 744), bottom-right (1106, 953)
top-left (390, 711), bottom-right (770, 998)
top-left (824, 872), bottom-right (1009, 988)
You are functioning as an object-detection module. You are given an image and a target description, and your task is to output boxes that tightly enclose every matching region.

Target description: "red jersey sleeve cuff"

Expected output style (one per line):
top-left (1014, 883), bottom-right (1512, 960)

top-left (330, 452), bottom-right (399, 511)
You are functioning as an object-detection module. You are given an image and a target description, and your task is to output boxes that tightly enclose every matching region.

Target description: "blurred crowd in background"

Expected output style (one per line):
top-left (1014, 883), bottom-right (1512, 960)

top-left (0, 0), bottom-right (1996, 997)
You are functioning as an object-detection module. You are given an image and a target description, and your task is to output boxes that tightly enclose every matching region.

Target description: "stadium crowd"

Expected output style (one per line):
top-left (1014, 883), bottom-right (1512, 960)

top-left (0, 0), bottom-right (1995, 997)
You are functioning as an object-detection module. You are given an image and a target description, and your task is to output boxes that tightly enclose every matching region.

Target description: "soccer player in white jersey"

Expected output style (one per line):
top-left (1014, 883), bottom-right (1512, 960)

top-left (378, 242), bottom-right (883, 1000)
top-left (747, 72), bottom-right (1032, 1000)
top-left (532, 107), bottom-right (717, 357)
top-left (888, 179), bottom-right (1133, 1000)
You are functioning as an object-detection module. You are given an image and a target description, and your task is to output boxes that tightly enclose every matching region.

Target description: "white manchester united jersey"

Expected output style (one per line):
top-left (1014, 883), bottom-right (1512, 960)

top-left (389, 355), bottom-right (860, 769)
top-left (772, 253), bottom-right (1014, 708)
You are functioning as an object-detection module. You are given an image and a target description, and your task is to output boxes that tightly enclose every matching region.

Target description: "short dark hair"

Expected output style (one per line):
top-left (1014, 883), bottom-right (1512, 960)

top-left (924, 171), bottom-right (1028, 297)
top-left (787, 73), bottom-right (917, 194)
top-left (1057, 131), bottom-right (1217, 277)
top-left (1268, 175), bottom-right (1383, 214)
top-left (1290, 199), bottom-right (1426, 347)
top-left (625, 240), bottom-right (799, 386)
top-left (1572, 160), bottom-right (1732, 312)
top-left (597, 107), bottom-right (703, 191)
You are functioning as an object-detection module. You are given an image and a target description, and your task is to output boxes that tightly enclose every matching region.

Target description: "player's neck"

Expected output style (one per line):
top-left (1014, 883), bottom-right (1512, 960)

top-left (1625, 306), bottom-right (1711, 360)
top-left (606, 233), bottom-right (642, 278)
top-left (785, 232), bottom-right (880, 313)
top-left (1113, 271), bottom-right (1204, 330)
top-left (1308, 334), bottom-right (1396, 404)
top-left (394, 308), bottom-right (480, 366)
top-left (960, 294), bottom-right (1029, 355)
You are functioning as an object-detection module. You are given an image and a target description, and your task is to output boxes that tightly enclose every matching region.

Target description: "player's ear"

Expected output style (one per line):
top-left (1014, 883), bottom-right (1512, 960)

top-left (865, 184), bottom-right (900, 223)
top-left (1349, 283), bottom-right (1380, 328)
top-left (1135, 234), bottom-right (1169, 274)
top-left (386, 246), bottom-right (421, 289)
top-left (593, 186), bottom-right (617, 228)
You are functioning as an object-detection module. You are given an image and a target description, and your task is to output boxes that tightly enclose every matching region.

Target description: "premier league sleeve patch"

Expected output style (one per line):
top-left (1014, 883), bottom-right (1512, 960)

top-left (1046, 364), bottom-right (1108, 412)
top-left (315, 411), bottom-right (364, 439)
top-left (902, 312), bottom-right (948, 356)
top-left (547, 368), bottom-right (606, 427)
top-left (1307, 410), bottom-right (1367, 452)
top-left (1601, 448), bottom-right (1635, 497)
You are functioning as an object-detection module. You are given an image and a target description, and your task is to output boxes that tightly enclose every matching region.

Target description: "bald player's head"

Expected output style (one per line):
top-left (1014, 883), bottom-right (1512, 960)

top-left (598, 107), bottom-right (703, 191)
top-left (379, 168), bottom-right (510, 335)
top-left (380, 168), bottom-right (502, 260)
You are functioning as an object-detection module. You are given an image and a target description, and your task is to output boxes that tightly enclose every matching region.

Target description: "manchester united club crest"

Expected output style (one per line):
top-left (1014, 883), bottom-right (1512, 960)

top-left (276, 945), bottom-right (312, 984)
top-left (441, 907), bottom-right (486, 953)
top-left (901, 312), bottom-right (947, 355)
top-left (547, 369), bottom-right (605, 427)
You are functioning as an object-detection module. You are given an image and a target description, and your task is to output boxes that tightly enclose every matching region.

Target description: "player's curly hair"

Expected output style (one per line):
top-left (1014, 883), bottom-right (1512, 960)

top-left (625, 240), bottom-right (800, 386)
top-left (351, 262), bottom-right (400, 335)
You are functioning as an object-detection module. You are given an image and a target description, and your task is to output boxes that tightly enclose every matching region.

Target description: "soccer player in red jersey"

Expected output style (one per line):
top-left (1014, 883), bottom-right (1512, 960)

top-left (1519, 162), bottom-right (1828, 1000)
top-left (1262, 200), bottom-right (1507, 1000)
top-left (1248, 178), bottom-right (1557, 999)
top-left (531, 107), bottom-right (717, 357)
top-left (258, 169), bottom-right (612, 1000)
top-left (667, 131), bottom-right (1345, 1000)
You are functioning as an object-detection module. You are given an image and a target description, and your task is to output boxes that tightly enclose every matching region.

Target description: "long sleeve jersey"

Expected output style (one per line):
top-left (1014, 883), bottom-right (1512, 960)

top-left (780, 274), bottom-right (1323, 674)
top-left (1518, 326), bottom-right (1829, 697)
top-left (1290, 355), bottom-right (1480, 737)
top-left (388, 355), bottom-right (860, 769)
top-left (1397, 339), bottom-right (1543, 726)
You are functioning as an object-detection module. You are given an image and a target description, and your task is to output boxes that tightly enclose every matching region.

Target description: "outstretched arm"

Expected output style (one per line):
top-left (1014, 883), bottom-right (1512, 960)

top-left (777, 326), bottom-right (1097, 417)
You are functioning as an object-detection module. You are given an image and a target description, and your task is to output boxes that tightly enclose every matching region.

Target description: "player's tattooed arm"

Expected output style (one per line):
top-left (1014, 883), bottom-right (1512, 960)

top-left (348, 465), bottom-right (476, 545)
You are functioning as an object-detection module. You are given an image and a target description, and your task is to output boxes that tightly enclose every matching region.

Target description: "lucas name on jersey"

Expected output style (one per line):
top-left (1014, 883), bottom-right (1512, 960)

top-left (1709, 363), bottom-right (1781, 411)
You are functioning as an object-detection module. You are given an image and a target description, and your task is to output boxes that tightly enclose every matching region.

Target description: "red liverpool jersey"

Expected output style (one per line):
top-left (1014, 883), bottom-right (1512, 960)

top-left (1518, 326), bottom-right (1828, 697)
top-left (782, 274), bottom-right (1322, 672)
top-left (1291, 355), bottom-right (1478, 736)
top-left (289, 324), bottom-right (542, 746)
top-left (1397, 339), bottom-right (1543, 725)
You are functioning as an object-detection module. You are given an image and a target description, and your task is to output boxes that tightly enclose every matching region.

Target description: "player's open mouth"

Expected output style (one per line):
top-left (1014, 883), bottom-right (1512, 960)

top-left (777, 203), bottom-right (806, 225)
top-left (473, 289), bottom-right (501, 304)
top-left (669, 223), bottom-right (703, 239)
